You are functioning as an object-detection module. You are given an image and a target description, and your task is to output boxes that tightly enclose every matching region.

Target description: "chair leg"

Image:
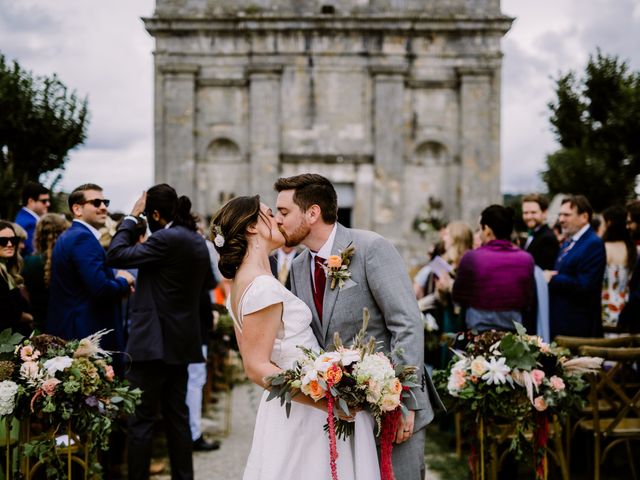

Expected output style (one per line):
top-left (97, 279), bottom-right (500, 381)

top-left (593, 433), bottom-right (600, 480)
top-left (626, 440), bottom-right (638, 480)
top-left (552, 418), bottom-right (570, 480)
top-left (455, 413), bottom-right (462, 460)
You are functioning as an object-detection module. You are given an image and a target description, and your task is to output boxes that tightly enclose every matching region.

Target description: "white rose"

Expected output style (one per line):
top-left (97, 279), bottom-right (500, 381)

top-left (470, 357), bottom-right (488, 376)
top-left (339, 348), bottom-right (360, 366)
top-left (380, 393), bottom-right (401, 412)
top-left (43, 356), bottom-right (73, 376)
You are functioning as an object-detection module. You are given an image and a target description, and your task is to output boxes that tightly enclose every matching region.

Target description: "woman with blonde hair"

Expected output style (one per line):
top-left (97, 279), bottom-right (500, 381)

top-left (418, 220), bottom-right (473, 368)
top-left (22, 213), bottom-right (70, 331)
top-left (0, 220), bottom-right (33, 334)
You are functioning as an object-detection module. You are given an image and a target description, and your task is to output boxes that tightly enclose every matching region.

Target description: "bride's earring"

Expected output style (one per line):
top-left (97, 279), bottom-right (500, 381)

top-left (254, 240), bottom-right (260, 250)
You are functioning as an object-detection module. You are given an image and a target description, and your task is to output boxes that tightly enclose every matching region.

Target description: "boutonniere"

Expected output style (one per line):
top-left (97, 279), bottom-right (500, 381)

top-left (324, 242), bottom-right (355, 290)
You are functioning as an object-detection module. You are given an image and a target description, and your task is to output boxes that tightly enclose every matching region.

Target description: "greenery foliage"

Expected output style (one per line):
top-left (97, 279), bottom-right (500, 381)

top-left (0, 53), bottom-right (89, 218)
top-left (543, 50), bottom-right (640, 211)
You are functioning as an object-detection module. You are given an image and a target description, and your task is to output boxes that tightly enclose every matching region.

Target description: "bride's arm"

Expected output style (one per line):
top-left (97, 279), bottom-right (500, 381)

top-left (240, 302), bottom-right (328, 411)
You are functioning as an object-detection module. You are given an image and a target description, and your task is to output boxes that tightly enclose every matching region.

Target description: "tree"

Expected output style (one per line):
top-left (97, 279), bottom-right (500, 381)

top-left (542, 50), bottom-right (640, 211)
top-left (0, 54), bottom-right (89, 219)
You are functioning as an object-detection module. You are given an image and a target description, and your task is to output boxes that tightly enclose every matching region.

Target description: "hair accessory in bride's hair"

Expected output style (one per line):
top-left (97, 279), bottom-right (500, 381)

top-left (213, 224), bottom-right (225, 248)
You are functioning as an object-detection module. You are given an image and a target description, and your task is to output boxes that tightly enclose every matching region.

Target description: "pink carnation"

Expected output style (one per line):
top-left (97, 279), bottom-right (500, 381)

top-left (20, 345), bottom-right (40, 362)
top-left (531, 369), bottom-right (545, 387)
top-left (533, 396), bottom-right (548, 412)
top-left (549, 375), bottom-right (565, 391)
top-left (41, 378), bottom-right (61, 397)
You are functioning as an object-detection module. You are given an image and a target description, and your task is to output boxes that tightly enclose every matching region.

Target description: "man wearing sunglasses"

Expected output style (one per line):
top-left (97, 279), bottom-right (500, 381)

top-left (14, 182), bottom-right (50, 256)
top-left (47, 183), bottom-right (134, 360)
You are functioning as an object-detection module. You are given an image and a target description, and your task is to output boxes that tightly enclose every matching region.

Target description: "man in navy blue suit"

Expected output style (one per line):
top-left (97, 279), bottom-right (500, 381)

top-left (107, 184), bottom-right (210, 480)
top-left (47, 184), bottom-right (134, 353)
top-left (545, 195), bottom-right (606, 338)
top-left (14, 182), bottom-right (50, 256)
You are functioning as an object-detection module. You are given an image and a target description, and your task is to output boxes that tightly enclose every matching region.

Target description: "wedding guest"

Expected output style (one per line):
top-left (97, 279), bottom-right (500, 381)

top-left (0, 221), bottom-right (33, 335)
top-left (47, 184), bottom-right (133, 354)
top-left (520, 193), bottom-right (559, 270)
top-left (546, 195), bottom-right (606, 338)
top-left (418, 221), bottom-right (473, 369)
top-left (106, 184), bottom-right (211, 480)
top-left (22, 214), bottom-right (70, 332)
top-left (600, 205), bottom-right (637, 329)
top-left (452, 205), bottom-right (535, 333)
top-left (268, 245), bottom-right (298, 289)
top-left (626, 199), bottom-right (640, 248)
top-left (618, 256), bottom-right (640, 333)
top-left (14, 182), bottom-right (50, 256)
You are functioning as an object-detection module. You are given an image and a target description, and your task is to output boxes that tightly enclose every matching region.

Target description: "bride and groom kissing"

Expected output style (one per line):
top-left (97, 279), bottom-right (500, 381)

top-left (212, 173), bottom-right (442, 480)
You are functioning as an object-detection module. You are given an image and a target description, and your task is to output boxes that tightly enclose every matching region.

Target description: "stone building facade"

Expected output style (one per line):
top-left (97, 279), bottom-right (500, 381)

top-left (144, 0), bottom-right (512, 259)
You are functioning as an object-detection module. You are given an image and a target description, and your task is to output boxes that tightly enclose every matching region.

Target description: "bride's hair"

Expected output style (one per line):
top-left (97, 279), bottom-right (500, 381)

top-left (209, 195), bottom-right (262, 279)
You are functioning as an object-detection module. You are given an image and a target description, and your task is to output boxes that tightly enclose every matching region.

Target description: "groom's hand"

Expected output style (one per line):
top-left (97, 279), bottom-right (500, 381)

top-left (395, 410), bottom-right (415, 444)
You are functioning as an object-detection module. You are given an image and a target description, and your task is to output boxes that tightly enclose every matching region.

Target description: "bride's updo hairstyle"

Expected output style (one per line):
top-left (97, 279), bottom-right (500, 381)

top-left (210, 195), bottom-right (261, 279)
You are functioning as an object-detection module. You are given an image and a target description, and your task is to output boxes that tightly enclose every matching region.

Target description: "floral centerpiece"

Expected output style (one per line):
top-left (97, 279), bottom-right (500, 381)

top-left (433, 324), bottom-right (602, 480)
top-left (266, 309), bottom-right (418, 480)
top-left (0, 328), bottom-right (141, 478)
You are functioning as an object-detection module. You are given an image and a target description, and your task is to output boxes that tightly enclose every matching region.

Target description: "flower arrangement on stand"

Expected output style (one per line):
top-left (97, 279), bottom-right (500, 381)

top-left (0, 328), bottom-right (141, 479)
top-left (265, 309), bottom-right (418, 480)
top-left (433, 324), bottom-right (603, 480)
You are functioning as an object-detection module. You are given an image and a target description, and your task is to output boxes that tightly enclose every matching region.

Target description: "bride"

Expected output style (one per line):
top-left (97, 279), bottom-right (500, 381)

top-left (211, 195), bottom-right (380, 480)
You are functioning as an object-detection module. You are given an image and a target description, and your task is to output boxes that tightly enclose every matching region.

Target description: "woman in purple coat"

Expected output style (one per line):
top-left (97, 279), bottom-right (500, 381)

top-left (453, 205), bottom-right (535, 333)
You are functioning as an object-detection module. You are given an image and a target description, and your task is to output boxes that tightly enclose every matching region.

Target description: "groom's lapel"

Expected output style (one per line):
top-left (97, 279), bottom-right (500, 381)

top-left (321, 224), bottom-right (352, 342)
top-left (297, 249), bottom-right (322, 333)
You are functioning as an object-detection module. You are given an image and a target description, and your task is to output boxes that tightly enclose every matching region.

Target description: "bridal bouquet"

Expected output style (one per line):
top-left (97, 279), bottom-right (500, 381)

top-left (266, 309), bottom-right (418, 480)
top-left (0, 328), bottom-right (141, 478)
top-left (433, 323), bottom-right (602, 480)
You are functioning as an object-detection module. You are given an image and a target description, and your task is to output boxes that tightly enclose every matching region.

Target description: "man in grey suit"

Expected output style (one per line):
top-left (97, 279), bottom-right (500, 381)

top-left (275, 173), bottom-right (442, 480)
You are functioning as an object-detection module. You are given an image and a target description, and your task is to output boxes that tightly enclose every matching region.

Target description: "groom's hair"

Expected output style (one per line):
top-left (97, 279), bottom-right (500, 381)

top-left (274, 173), bottom-right (337, 224)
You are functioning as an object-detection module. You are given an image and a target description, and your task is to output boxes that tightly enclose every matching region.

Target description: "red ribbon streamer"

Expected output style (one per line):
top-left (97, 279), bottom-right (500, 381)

top-left (380, 408), bottom-right (401, 480)
top-left (533, 414), bottom-right (549, 480)
top-left (326, 381), bottom-right (339, 480)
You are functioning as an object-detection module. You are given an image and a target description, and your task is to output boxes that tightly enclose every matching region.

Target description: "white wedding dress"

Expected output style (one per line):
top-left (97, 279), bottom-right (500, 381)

top-left (228, 274), bottom-right (380, 480)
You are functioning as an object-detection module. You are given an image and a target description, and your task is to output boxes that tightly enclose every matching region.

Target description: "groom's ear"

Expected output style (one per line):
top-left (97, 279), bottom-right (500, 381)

top-left (306, 204), bottom-right (322, 225)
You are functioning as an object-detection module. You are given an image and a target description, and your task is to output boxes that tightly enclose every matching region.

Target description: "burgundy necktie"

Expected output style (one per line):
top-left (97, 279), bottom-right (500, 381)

top-left (313, 256), bottom-right (326, 321)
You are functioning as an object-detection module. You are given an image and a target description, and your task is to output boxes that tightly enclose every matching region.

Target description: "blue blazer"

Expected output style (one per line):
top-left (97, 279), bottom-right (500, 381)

top-left (46, 221), bottom-right (128, 351)
top-left (14, 208), bottom-right (37, 256)
top-left (549, 227), bottom-right (606, 338)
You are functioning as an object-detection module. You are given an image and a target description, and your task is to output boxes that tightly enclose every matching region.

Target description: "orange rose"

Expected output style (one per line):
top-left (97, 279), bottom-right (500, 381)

top-left (389, 378), bottom-right (402, 395)
top-left (327, 255), bottom-right (342, 269)
top-left (324, 364), bottom-right (343, 384)
top-left (308, 380), bottom-right (326, 401)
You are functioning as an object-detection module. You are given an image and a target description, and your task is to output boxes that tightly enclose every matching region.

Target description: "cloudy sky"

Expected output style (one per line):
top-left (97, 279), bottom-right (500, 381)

top-left (1, 0), bottom-right (639, 212)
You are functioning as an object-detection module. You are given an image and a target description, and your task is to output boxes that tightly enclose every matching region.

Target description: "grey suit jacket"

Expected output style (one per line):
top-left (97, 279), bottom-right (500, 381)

top-left (289, 223), bottom-right (443, 430)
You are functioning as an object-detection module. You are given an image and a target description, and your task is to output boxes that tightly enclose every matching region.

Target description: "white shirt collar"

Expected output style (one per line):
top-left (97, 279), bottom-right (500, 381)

top-left (314, 224), bottom-right (338, 260)
top-left (73, 219), bottom-right (101, 241)
top-left (571, 223), bottom-right (590, 243)
top-left (22, 207), bottom-right (40, 221)
top-left (164, 221), bottom-right (173, 229)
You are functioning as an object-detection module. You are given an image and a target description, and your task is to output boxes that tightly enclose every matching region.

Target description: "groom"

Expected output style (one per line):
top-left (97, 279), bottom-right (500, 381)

top-left (275, 173), bottom-right (442, 480)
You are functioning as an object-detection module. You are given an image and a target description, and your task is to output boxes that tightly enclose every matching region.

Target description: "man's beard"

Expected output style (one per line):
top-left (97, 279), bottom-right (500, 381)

top-left (281, 222), bottom-right (310, 248)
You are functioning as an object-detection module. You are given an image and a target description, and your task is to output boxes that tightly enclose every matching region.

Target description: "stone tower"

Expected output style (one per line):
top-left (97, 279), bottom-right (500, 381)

top-left (144, 0), bottom-right (512, 258)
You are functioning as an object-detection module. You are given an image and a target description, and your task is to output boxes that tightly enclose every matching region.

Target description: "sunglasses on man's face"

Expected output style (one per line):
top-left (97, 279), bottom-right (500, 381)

top-left (81, 198), bottom-right (110, 208)
top-left (0, 237), bottom-right (19, 247)
top-left (38, 197), bottom-right (51, 204)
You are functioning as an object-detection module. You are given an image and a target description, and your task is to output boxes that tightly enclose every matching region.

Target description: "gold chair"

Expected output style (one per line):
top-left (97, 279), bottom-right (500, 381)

top-left (576, 345), bottom-right (640, 480)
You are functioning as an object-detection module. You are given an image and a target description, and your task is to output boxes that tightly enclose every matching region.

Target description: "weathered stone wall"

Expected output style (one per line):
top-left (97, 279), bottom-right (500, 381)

top-left (145, 0), bottom-right (512, 260)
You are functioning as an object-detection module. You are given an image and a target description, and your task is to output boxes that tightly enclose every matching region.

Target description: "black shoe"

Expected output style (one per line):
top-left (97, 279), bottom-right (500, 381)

top-left (193, 435), bottom-right (221, 452)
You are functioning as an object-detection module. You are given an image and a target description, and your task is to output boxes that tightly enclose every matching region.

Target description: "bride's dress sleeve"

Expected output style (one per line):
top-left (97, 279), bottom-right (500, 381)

top-left (242, 276), bottom-right (283, 317)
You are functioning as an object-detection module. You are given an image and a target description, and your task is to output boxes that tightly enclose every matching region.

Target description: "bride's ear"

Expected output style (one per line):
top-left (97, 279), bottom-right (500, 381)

top-left (246, 222), bottom-right (258, 235)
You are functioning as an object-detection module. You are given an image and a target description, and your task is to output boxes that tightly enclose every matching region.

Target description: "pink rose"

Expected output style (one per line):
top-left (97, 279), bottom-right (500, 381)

top-left (533, 396), bottom-right (548, 412)
top-left (104, 365), bottom-right (115, 382)
top-left (20, 345), bottom-right (40, 362)
top-left (549, 375), bottom-right (565, 391)
top-left (531, 369), bottom-right (545, 387)
top-left (42, 378), bottom-right (61, 396)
